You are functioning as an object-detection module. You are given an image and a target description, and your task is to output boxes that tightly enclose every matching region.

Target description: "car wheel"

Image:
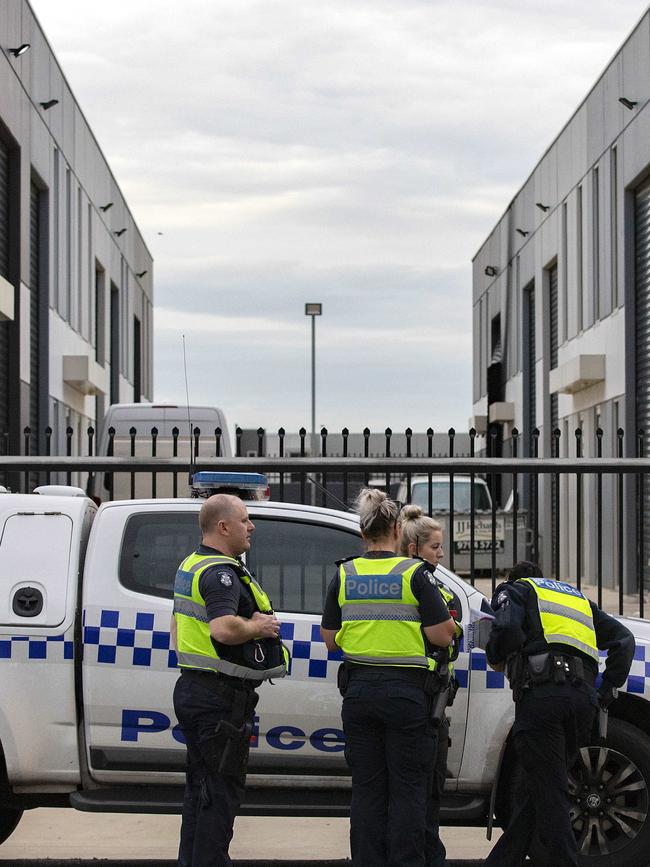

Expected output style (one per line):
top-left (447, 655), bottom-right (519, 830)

top-left (568, 718), bottom-right (650, 867)
top-left (0, 806), bottom-right (22, 845)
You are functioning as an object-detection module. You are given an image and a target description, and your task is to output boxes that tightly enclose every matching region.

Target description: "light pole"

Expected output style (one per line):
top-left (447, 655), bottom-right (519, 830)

top-left (305, 303), bottom-right (322, 457)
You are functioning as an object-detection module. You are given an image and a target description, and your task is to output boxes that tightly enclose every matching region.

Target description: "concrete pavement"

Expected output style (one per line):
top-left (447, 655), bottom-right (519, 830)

top-left (0, 809), bottom-right (499, 861)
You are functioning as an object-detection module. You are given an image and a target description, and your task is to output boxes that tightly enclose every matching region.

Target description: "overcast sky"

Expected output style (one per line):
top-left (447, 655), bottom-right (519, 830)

top-left (30, 0), bottom-right (650, 435)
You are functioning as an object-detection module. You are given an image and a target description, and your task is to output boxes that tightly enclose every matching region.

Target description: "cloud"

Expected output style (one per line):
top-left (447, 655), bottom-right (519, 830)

top-left (29, 0), bottom-right (650, 433)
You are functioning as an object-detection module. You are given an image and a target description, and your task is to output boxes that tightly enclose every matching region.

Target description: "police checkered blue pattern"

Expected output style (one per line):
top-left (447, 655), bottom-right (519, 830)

top-left (5, 608), bottom-right (649, 701)
top-left (0, 634), bottom-right (73, 661)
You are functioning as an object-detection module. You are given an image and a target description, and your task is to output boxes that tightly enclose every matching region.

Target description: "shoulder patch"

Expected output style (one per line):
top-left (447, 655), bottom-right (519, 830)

top-left (218, 571), bottom-right (233, 587)
top-left (423, 569), bottom-right (436, 585)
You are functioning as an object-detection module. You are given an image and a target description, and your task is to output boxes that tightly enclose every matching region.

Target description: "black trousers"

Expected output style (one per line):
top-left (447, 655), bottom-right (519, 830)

top-left (173, 672), bottom-right (257, 867)
top-left (484, 681), bottom-right (597, 867)
top-left (426, 714), bottom-right (449, 867)
top-left (341, 670), bottom-right (438, 867)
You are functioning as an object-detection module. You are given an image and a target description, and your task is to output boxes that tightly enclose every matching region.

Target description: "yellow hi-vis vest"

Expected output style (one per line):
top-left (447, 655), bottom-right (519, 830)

top-left (518, 577), bottom-right (599, 663)
top-left (335, 556), bottom-right (437, 670)
top-left (173, 551), bottom-right (288, 680)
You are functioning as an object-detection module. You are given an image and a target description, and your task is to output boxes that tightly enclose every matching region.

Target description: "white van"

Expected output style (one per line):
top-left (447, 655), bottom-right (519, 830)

top-left (95, 404), bottom-right (231, 500)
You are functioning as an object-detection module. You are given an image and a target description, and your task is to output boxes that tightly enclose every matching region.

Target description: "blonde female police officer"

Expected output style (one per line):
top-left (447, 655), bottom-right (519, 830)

top-left (400, 505), bottom-right (462, 867)
top-left (320, 489), bottom-right (456, 867)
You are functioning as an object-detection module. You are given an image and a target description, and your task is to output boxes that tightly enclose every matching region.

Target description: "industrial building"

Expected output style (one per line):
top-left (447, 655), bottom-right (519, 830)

top-left (472, 9), bottom-right (650, 586)
top-left (0, 0), bottom-right (153, 458)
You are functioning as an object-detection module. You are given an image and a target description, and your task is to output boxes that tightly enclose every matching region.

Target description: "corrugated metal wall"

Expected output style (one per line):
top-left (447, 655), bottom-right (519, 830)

top-left (0, 141), bottom-right (10, 439)
top-left (635, 179), bottom-right (650, 585)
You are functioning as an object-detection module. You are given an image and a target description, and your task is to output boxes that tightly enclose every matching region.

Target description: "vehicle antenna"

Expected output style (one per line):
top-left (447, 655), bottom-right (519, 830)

top-left (305, 474), bottom-right (353, 512)
top-left (182, 334), bottom-right (195, 485)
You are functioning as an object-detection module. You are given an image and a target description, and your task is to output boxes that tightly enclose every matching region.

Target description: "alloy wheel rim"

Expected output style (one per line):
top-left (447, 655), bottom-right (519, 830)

top-left (569, 745), bottom-right (648, 856)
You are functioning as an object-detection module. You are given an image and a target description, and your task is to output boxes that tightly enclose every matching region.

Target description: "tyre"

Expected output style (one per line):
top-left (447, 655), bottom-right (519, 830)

top-left (568, 717), bottom-right (650, 867)
top-left (0, 806), bottom-right (22, 845)
top-left (504, 717), bottom-right (650, 867)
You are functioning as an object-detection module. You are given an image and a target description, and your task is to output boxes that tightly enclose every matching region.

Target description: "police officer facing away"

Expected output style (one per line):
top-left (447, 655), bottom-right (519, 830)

top-left (320, 489), bottom-right (456, 867)
top-left (399, 505), bottom-right (463, 867)
top-left (171, 494), bottom-right (288, 867)
top-left (485, 561), bottom-right (635, 867)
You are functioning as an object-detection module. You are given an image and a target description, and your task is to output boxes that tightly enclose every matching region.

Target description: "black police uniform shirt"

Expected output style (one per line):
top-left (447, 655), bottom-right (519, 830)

top-left (486, 579), bottom-right (635, 690)
top-left (321, 551), bottom-right (451, 672)
top-left (195, 543), bottom-right (258, 675)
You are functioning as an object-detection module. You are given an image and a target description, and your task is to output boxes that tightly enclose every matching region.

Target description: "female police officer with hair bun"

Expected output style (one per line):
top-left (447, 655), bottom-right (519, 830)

top-left (400, 503), bottom-right (462, 867)
top-left (320, 488), bottom-right (456, 867)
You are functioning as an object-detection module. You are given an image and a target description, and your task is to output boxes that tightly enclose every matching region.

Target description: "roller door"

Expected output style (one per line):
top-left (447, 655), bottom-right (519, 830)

top-left (0, 142), bottom-right (10, 439)
top-left (29, 183), bottom-right (40, 446)
top-left (549, 265), bottom-right (559, 574)
top-left (636, 180), bottom-right (650, 586)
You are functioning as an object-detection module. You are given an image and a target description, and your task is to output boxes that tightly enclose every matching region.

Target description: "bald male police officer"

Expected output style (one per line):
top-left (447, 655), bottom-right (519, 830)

top-left (171, 494), bottom-right (288, 867)
top-left (485, 561), bottom-right (634, 867)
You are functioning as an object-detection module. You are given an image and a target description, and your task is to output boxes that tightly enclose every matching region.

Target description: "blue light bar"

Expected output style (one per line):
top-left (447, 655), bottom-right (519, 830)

top-left (191, 471), bottom-right (270, 500)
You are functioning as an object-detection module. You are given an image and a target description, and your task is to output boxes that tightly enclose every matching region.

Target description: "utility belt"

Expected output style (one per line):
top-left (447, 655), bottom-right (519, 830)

top-left (181, 669), bottom-right (259, 779)
top-left (508, 651), bottom-right (595, 702)
top-left (337, 658), bottom-right (459, 727)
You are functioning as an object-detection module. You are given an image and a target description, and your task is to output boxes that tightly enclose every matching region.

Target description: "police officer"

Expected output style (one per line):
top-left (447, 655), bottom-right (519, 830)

top-left (399, 504), bottom-right (463, 867)
top-left (171, 494), bottom-right (288, 867)
top-left (485, 561), bottom-right (635, 867)
top-left (320, 488), bottom-right (456, 867)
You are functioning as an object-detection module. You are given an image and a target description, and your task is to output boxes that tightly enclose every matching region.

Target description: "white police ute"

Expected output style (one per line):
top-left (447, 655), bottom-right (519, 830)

top-left (0, 472), bottom-right (648, 867)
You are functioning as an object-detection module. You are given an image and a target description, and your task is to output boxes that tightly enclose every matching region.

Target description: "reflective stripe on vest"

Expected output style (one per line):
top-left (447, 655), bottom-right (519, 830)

top-left (336, 556), bottom-right (436, 670)
top-left (173, 551), bottom-right (286, 680)
top-left (519, 577), bottom-right (599, 663)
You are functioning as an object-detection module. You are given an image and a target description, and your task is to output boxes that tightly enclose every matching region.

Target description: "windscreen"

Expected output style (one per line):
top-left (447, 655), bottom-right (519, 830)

top-left (410, 480), bottom-right (491, 512)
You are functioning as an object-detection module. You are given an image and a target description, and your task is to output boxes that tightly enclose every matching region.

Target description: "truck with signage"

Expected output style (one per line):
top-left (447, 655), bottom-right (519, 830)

top-left (395, 474), bottom-right (530, 573)
top-left (0, 476), bottom-right (647, 866)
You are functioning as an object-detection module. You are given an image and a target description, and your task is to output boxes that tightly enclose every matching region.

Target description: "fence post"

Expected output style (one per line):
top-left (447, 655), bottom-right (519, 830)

top-left (363, 428), bottom-right (370, 488)
top-left (214, 427), bottom-right (222, 458)
top-left (278, 428), bottom-right (285, 502)
top-left (23, 427), bottom-right (30, 492)
top-left (448, 428), bottom-right (455, 574)
top-left (575, 427), bottom-right (583, 591)
top-left (321, 427), bottom-right (328, 507)
top-left (236, 427), bottom-right (242, 458)
top-left (45, 426), bottom-right (52, 486)
top-left (532, 428), bottom-right (540, 565)
top-left (151, 426), bottom-right (158, 498)
top-left (385, 428), bottom-right (391, 493)
top-left (129, 427), bottom-right (136, 499)
top-left (299, 427), bottom-right (306, 504)
top-left (511, 428), bottom-right (518, 575)
top-left (617, 427), bottom-right (624, 614)
top-left (66, 426), bottom-right (73, 487)
top-left (596, 427), bottom-right (603, 607)
top-left (638, 428), bottom-right (645, 618)
top-left (257, 428), bottom-right (265, 458)
top-left (107, 426), bottom-right (115, 500)
top-left (172, 426), bottom-right (179, 498)
top-left (553, 427), bottom-right (561, 580)
top-left (342, 427), bottom-right (349, 506)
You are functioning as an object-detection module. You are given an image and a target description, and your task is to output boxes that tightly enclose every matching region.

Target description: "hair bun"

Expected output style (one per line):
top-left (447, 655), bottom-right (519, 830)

top-left (400, 504), bottom-right (423, 521)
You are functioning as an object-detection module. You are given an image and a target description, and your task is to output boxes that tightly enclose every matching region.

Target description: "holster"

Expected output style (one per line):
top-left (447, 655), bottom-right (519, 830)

top-left (198, 681), bottom-right (258, 778)
top-left (337, 661), bottom-right (350, 697)
top-left (431, 686), bottom-right (450, 727)
top-left (446, 675), bottom-right (459, 708)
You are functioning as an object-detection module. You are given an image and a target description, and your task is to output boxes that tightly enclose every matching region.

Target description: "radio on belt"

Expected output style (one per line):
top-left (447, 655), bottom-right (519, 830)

top-left (191, 471), bottom-right (270, 500)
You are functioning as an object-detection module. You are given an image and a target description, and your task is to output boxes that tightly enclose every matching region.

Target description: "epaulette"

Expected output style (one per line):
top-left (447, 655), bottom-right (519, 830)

top-left (334, 554), bottom-right (358, 567)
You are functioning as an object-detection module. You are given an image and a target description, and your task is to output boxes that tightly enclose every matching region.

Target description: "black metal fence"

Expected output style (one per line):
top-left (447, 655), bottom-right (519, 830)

top-left (1, 422), bottom-right (650, 617)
